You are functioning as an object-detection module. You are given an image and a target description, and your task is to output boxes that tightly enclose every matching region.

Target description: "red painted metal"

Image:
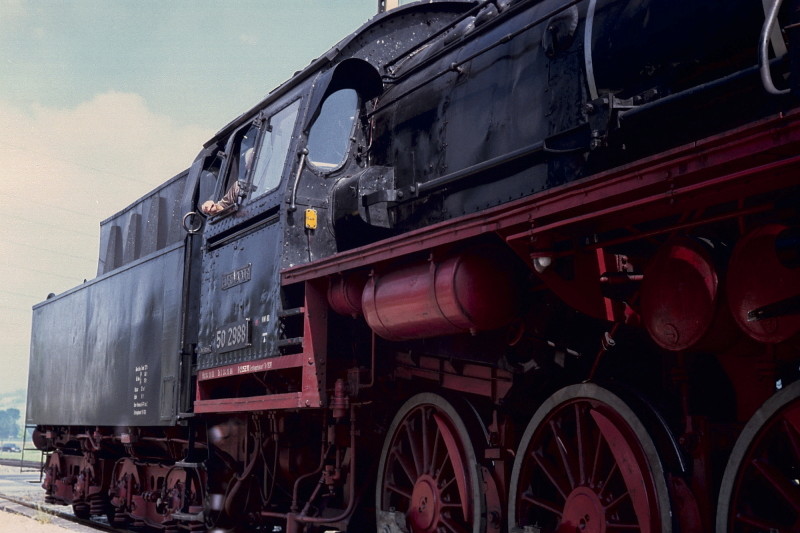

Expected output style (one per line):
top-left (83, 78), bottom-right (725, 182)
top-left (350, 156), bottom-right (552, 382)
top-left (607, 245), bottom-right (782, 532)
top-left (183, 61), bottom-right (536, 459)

top-left (393, 353), bottom-right (513, 402)
top-left (640, 238), bottom-right (731, 351)
top-left (533, 248), bottom-right (622, 322)
top-left (377, 395), bottom-right (479, 533)
top-left (195, 280), bottom-right (328, 413)
top-left (327, 271), bottom-right (368, 317)
top-left (197, 352), bottom-right (308, 382)
top-left (273, 110), bottom-right (799, 532)
top-left (331, 378), bottom-right (349, 419)
top-left (668, 475), bottom-right (704, 533)
top-left (727, 224), bottom-right (800, 343)
top-left (109, 458), bottom-right (139, 523)
top-left (717, 381), bottom-right (800, 533)
top-left (301, 279), bottom-right (328, 407)
top-left (109, 457), bottom-right (205, 529)
top-left (43, 451), bottom-right (74, 505)
top-left (41, 450), bottom-right (108, 519)
top-left (362, 249), bottom-right (521, 340)
top-left (510, 386), bottom-right (668, 532)
top-left (591, 408), bottom-right (654, 533)
top-left (280, 403), bottom-right (359, 533)
top-left (433, 411), bottom-right (471, 520)
top-left (195, 353), bottom-right (311, 412)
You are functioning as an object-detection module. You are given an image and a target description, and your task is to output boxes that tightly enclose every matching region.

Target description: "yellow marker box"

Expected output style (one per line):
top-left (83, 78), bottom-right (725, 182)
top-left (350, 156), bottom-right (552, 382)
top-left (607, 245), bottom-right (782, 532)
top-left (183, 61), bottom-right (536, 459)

top-left (304, 208), bottom-right (318, 230)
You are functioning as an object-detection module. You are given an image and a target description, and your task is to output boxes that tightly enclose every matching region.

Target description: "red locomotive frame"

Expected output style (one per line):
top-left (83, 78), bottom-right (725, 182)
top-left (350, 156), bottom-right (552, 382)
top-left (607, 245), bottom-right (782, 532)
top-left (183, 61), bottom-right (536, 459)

top-left (184, 110), bottom-right (800, 532)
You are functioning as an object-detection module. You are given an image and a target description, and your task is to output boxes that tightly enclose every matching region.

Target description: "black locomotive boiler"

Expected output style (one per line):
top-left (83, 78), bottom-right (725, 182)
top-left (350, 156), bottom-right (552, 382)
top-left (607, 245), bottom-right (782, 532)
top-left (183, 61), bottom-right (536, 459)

top-left (27, 1), bottom-right (800, 532)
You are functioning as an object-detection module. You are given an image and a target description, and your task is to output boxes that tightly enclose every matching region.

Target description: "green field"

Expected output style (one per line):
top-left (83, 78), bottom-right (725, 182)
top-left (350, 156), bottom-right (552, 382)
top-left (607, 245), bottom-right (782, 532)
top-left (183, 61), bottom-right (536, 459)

top-left (0, 440), bottom-right (31, 462)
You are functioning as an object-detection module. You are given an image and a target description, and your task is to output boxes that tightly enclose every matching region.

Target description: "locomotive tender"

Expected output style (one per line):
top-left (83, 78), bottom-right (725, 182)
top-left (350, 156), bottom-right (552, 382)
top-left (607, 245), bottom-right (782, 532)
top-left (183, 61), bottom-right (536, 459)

top-left (26, 1), bottom-right (800, 532)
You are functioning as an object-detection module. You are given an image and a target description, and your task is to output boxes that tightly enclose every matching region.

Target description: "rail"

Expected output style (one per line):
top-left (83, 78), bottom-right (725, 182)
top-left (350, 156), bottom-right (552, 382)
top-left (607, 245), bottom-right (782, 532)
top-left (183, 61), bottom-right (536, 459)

top-left (0, 493), bottom-right (134, 533)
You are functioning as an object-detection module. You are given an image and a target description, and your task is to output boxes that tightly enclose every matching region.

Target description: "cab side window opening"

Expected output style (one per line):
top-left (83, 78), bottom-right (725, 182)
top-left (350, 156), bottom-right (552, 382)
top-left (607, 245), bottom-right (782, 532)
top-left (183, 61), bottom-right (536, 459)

top-left (201, 125), bottom-right (258, 216)
top-left (198, 153), bottom-right (222, 211)
top-left (306, 88), bottom-right (358, 170)
top-left (251, 100), bottom-right (301, 198)
top-left (223, 124), bottom-right (259, 199)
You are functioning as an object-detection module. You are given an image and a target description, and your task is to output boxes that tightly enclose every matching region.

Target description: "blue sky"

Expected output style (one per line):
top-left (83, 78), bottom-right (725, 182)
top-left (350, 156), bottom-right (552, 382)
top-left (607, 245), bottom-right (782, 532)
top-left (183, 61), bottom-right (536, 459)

top-left (0, 1), bottom-right (378, 395)
top-left (2, 1), bottom-right (378, 128)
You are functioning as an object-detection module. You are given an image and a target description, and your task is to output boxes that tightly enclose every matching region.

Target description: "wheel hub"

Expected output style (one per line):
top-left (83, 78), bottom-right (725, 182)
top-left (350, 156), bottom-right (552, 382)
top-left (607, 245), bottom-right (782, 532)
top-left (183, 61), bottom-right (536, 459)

top-left (562, 486), bottom-right (606, 533)
top-left (408, 474), bottom-right (440, 532)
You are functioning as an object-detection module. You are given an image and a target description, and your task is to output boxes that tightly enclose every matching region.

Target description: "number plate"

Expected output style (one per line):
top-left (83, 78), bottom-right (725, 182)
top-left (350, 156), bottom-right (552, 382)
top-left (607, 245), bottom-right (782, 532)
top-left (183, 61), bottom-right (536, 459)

top-left (221, 263), bottom-right (252, 290)
top-left (214, 319), bottom-right (251, 353)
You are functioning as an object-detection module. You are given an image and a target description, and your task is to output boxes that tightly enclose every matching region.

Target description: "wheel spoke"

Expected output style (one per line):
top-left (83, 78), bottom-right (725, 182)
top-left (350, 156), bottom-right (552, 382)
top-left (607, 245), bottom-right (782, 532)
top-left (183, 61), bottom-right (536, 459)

top-left (735, 511), bottom-right (789, 531)
top-left (439, 475), bottom-right (456, 493)
top-left (549, 419), bottom-right (576, 490)
top-left (432, 412), bottom-right (452, 479)
top-left (782, 417), bottom-right (800, 467)
top-left (440, 514), bottom-right (469, 533)
top-left (385, 482), bottom-right (413, 500)
top-left (590, 419), bottom-right (603, 488)
top-left (751, 458), bottom-right (800, 512)
top-left (606, 488), bottom-right (631, 512)
top-left (607, 523), bottom-right (643, 531)
top-left (434, 412), bottom-right (470, 519)
top-left (597, 460), bottom-right (619, 501)
top-left (531, 449), bottom-right (569, 501)
top-left (421, 406), bottom-right (432, 475)
top-left (441, 500), bottom-right (465, 509)
top-left (391, 448), bottom-right (417, 486)
top-left (405, 418), bottom-right (423, 479)
top-left (435, 446), bottom-right (451, 484)
top-left (520, 491), bottom-right (564, 517)
top-left (591, 408), bottom-right (653, 530)
top-left (431, 425), bottom-right (442, 476)
top-left (575, 403), bottom-right (586, 485)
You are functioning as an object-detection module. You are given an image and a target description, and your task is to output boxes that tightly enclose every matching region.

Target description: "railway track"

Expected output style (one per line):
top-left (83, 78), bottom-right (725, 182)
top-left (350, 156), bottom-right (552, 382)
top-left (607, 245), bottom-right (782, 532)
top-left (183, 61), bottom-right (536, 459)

top-left (0, 459), bottom-right (133, 533)
top-left (0, 457), bottom-right (42, 470)
top-left (0, 493), bottom-right (130, 533)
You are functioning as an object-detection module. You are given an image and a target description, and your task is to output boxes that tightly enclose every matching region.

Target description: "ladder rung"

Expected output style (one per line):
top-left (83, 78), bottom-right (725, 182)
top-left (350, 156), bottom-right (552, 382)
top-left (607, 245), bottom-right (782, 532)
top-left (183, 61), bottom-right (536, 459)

top-left (278, 307), bottom-right (305, 319)
top-left (277, 337), bottom-right (303, 347)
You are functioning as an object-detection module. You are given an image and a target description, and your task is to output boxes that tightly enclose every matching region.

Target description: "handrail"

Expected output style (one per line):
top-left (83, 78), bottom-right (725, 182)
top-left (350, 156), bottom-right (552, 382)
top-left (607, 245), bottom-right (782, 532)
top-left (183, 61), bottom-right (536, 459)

top-left (760, 0), bottom-right (790, 95)
top-left (288, 148), bottom-right (309, 212)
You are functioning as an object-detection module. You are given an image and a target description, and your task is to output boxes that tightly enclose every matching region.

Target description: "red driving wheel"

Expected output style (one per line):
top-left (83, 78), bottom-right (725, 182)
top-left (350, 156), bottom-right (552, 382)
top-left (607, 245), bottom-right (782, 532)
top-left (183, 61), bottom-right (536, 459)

top-left (376, 393), bottom-right (486, 533)
top-left (717, 380), bottom-right (800, 533)
top-left (509, 384), bottom-right (672, 533)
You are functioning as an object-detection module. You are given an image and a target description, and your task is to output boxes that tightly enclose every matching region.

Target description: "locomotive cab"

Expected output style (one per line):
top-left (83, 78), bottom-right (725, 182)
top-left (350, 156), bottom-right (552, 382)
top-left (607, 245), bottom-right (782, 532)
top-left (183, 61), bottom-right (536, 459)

top-left (188, 58), bottom-right (383, 379)
top-left (191, 89), bottom-right (304, 375)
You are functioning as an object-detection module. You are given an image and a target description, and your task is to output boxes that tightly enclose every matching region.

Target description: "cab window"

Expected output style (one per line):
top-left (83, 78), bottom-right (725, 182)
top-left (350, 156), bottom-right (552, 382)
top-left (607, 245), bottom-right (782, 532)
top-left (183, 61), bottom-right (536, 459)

top-left (250, 100), bottom-right (301, 198)
top-left (306, 88), bottom-right (358, 171)
top-left (198, 150), bottom-right (222, 210)
top-left (221, 123), bottom-right (259, 200)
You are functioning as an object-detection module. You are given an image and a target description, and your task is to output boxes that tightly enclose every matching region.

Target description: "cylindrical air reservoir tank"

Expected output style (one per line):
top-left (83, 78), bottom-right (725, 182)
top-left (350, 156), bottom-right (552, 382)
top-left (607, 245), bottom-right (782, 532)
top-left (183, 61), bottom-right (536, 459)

top-left (727, 224), bottom-right (800, 343)
top-left (640, 237), bottom-right (737, 351)
top-left (340, 248), bottom-right (523, 341)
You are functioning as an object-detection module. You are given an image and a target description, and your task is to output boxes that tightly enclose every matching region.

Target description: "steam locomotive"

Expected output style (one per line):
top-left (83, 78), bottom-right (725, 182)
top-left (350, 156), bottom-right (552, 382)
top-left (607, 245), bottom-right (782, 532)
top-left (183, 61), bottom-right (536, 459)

top-left (26, 1), bottom-right (800, 532)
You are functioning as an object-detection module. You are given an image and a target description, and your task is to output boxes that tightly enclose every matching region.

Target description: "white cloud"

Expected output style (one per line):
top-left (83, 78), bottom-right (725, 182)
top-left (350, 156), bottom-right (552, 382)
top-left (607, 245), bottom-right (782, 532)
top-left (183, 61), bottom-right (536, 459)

top-left (1, 92), bottom-right (211, 221)
top-left (239, 33), bottom-right (259, 46)
top-left (0, 0), bottom-right (26, 24)
top-left (0, 92), bottom-right (213, 394)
